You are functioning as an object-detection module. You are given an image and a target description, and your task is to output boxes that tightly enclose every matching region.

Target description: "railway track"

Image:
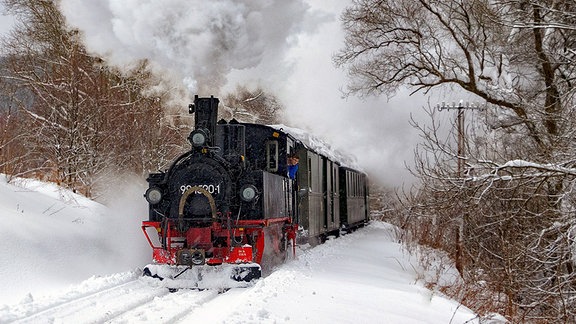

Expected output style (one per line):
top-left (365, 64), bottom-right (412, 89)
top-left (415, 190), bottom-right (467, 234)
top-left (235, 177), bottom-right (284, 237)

top-left (1, 271), bottom-right (230, 324)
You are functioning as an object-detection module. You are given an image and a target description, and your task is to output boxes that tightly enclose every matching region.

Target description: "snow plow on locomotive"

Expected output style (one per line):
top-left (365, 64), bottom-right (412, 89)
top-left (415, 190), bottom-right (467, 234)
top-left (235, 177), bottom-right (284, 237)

top-left (140, 95), bottom-right (369, 289)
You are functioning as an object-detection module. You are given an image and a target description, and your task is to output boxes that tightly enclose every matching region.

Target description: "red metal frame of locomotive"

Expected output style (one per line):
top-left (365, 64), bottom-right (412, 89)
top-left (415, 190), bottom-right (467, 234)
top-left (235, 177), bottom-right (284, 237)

top-left (141, 216), bottom-right (297, 267)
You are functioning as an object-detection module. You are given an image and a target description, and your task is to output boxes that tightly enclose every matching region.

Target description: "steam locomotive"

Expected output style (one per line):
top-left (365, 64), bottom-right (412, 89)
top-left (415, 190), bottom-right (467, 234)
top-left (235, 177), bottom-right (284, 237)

top-left (140, 95), bottom-right (369, 288)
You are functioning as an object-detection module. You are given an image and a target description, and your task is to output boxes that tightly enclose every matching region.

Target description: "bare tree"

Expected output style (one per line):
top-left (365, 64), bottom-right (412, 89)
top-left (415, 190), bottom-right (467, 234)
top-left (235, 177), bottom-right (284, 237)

top-left (336, 0), bottom-right (576, 321)
top-left (221, 86), bottom-right (283, 124)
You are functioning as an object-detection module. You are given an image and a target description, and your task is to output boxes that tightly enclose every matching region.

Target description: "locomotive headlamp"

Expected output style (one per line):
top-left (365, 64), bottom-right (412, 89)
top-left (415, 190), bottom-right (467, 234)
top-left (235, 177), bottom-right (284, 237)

top-left (189, 129), bottom-right (208, 147)
top-left (145, 187), bottom-right (163, 205)
top-left (240, 184), bottom-right (258, 202)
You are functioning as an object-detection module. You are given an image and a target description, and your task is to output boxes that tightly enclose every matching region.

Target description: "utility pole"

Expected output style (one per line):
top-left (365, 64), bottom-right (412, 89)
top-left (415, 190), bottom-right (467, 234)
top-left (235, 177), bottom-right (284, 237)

top-left (437, 101), bottom-right (481, 276)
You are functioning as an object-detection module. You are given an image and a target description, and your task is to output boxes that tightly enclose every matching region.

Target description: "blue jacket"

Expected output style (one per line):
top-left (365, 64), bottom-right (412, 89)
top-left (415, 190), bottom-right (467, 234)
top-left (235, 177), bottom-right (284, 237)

top-left (288, 164), bottom-right (299, 179)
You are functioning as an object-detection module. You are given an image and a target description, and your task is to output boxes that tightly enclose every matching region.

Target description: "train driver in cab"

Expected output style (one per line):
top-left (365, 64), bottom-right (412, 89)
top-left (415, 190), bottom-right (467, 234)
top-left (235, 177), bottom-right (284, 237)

top-left (287, 153), bottom-right (299, 180)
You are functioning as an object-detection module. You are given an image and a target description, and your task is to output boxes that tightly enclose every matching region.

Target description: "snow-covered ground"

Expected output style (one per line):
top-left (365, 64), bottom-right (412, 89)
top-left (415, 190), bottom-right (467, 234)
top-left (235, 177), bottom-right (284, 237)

top-left (0, 175), bottom-right (488, 323)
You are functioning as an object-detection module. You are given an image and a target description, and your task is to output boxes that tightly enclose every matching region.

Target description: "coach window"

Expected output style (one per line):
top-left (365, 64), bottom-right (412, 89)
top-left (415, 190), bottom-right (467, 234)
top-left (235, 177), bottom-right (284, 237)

top-left (307, 157), bottom-right (312, 188)
top-left (347, 172), bottom-right (351, 197)
top-left (332, 166), bottom-right (337, 193)
top-left (266, 140), bottom-right (279, 172)
top-left (348, 173), bottom-right (354, 197)
top-left (351, 173), bottom-right (354, 197)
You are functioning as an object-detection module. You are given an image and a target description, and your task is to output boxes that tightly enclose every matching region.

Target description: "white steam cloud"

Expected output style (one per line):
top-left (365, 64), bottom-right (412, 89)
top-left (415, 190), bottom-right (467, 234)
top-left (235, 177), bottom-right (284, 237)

top-left (58, 0), bottom-right (322, 97)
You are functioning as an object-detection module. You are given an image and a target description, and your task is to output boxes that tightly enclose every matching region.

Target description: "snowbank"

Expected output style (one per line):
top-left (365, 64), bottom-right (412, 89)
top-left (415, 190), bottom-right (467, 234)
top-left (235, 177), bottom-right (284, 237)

top-left (0, 175), bottom-right (149, 305)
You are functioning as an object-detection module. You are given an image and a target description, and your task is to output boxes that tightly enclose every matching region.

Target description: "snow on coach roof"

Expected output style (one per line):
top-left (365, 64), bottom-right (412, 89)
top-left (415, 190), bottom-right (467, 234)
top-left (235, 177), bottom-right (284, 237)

top-left (269, 124), bottom-right (361, 171)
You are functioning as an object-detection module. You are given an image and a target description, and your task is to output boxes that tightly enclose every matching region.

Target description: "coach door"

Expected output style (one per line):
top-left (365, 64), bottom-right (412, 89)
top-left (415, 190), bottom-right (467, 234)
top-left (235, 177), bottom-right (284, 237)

top-left (323, 158), bottom-right (338, 232)
top-left (331, 163), bottom-right (339, 230)
top-left (322, 157), bottom-right (329, 230)
top-left (305, 152), bottom-right (323, 238)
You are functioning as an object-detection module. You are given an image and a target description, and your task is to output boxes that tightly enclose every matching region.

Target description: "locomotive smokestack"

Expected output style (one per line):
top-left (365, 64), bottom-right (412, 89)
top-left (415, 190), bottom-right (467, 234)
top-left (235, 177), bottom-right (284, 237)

top-left (188, 95), bottom-right (219, 148)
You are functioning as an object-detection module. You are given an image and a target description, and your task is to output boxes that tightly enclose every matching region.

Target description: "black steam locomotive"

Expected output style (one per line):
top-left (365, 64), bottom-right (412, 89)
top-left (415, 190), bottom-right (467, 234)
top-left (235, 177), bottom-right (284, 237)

top-left (141, 95), bottom-right (369, 287)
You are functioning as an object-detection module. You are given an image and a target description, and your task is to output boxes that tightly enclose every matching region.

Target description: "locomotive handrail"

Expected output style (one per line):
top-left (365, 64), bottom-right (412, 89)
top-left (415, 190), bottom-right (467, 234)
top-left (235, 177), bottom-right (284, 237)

top-left (178, 185), bottom-right (217, 220)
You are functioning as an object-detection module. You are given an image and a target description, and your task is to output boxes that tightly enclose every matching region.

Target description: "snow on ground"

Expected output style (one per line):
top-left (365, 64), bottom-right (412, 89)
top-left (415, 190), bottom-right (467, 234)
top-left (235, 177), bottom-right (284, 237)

top-left (191, 223), bottom-right (480, 324)
top-left (0, 175), bottom-right (487, 323)
top-left (0, 174), bottom-right (148, 306)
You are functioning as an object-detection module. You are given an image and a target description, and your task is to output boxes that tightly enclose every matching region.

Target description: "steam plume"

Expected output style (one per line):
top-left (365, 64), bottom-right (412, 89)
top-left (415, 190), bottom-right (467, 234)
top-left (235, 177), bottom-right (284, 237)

top-left (58, 0), bottom-right (319, 98)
